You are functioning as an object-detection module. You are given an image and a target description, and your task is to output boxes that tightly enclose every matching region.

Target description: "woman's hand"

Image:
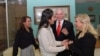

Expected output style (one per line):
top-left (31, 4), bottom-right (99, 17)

top-left (61, 39), bottom-right (69, 49)
top-left (62, 40), bottom-right (73, 49)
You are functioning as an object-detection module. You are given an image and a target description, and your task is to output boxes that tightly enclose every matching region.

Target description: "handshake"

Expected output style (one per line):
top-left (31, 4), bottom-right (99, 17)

top-left (61, 39), bottom-right (73, 49)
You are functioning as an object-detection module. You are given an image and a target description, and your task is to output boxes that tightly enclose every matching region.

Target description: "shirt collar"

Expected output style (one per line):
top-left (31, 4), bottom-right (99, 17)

top-left (56, 19), bottom-right (64, 25)
top-left (57, 19), bottom-right (64, 23)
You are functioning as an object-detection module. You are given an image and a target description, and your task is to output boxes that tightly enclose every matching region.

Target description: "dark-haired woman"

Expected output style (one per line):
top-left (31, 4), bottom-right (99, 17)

top-left (37, 9), bottom-right (69, 56)
top-left (13, 16), bottom-right (38, 56)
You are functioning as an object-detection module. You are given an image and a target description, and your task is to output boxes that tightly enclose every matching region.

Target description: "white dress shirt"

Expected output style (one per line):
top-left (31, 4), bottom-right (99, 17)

top-left (38, 26), bottom-right (66, 56)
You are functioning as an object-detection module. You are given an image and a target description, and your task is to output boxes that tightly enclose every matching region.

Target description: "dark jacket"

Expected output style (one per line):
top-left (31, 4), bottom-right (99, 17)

top-left (51, 20), bottom-right (75, 41)
top-left (51, 20), bottom-right (75, 56)
top-left (69, 32), bottom-right (96, 56)
top-left (13, 27), bottom-right (38, 56)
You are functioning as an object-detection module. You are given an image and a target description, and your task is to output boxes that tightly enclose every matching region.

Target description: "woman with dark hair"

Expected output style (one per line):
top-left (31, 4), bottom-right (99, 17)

top-left (37, 9), bottom-right (69, 56)
top-left (13, 16), bottom-right (38, 56)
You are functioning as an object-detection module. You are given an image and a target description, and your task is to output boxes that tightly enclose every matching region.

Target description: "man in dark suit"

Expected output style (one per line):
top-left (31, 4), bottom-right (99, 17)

top-left (51, 8), bottom-right (75, 56)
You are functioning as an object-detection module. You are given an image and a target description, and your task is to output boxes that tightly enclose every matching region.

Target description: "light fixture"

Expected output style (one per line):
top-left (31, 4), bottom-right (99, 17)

top-left (18, 0), bottom-right (23, 5)
top-left (8, 0), bottom-right (24, 5)
top-left (88, 6), bottom-right (94, 12)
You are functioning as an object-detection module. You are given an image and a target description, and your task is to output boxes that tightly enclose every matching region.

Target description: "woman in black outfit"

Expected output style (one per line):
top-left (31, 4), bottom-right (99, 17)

top-left (67, 14), bottom-right (98, 56)
top-left (13, 16), bottom-right (38, 56)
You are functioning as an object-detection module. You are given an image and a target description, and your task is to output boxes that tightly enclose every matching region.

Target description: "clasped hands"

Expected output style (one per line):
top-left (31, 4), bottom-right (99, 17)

top-left (61, 39), bottom-right (73, 49)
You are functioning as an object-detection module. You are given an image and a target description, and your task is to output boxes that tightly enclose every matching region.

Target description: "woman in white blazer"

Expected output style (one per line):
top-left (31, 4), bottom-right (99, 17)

top-left (37, 9), bottom-right (68, 56)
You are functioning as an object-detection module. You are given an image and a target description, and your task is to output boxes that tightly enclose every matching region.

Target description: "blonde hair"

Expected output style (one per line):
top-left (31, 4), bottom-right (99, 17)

top-left (75, 14), bottom-right (98, 39)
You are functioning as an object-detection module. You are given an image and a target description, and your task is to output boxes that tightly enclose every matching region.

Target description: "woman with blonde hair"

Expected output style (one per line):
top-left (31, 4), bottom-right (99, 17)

top-left (67, 14), bottom-right (98, 56)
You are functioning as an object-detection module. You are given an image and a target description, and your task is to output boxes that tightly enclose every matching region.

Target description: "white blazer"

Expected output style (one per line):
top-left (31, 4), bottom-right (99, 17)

top-left (38, 26), bottom-right (66, 56)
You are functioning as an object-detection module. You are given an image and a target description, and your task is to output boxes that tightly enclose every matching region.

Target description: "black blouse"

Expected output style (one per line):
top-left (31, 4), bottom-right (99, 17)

top-left (13, 27), bottom-right (38, 56)
top-left (69, 32), bottom-right (96, 56)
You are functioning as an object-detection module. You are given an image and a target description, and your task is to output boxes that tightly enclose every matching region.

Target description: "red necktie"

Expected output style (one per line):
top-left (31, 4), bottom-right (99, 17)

top-left (56, 21), bottom-right (61, 36)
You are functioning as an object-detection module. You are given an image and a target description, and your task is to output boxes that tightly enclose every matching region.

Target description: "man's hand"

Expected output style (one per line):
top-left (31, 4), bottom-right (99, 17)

top-left (61, 28), bottom-right (69, 35)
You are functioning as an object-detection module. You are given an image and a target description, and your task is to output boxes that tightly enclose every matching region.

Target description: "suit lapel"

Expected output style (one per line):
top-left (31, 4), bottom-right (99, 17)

top-left (60, 20), bottom-right (66, 33)
top-left (54, 21), bottom-right (57, 36)
top-left (61, 20), bottom-right (65, 30)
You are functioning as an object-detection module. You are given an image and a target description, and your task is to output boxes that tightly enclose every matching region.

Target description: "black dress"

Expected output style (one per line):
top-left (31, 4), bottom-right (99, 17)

top-left (69, 32), bottom-right (96, 56)
top-left (13, 27), bottom-right (38, 56)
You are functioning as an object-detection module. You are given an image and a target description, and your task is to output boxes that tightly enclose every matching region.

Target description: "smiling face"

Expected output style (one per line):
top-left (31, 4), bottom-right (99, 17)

top-left (23, 18), bottom-right (31, 28)
top-left (55, 9), bottom-right (64, 21)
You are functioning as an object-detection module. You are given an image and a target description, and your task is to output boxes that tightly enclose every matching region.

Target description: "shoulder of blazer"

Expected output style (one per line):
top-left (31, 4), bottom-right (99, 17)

top-left (39, 27), bottom-right (48, 33)
top-left (84, 32), bottom-right (94, 37)
top-left (84, 32), bottom-right (96, 40)
top-left (64, 20), bottom-right (72, 24)
top-left (16, 28), bottom-right (23, 34)
top-left (63, 20), bottom-right (73, 27)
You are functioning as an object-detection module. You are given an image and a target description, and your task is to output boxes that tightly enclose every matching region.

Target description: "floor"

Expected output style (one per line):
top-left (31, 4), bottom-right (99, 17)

top-left (94, 48), bottom-right (100, 56)
top-left (2, 46), bottom-right (100, 56)
top-left (35, 48), bottom-right (100, 56)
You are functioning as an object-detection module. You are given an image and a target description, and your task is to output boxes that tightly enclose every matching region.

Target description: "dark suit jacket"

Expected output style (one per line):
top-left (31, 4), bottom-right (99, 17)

top-left (69, 32), bottom-right (96, 56)
top-left (51, 20), bottom-right (75, 56)
top-left (51, 20), bottom-right (75, 41)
